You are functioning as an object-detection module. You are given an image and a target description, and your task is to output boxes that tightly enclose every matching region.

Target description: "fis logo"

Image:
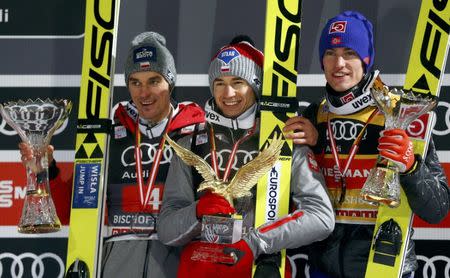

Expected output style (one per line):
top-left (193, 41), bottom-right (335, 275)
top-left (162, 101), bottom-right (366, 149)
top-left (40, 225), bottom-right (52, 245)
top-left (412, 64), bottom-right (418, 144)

top-left (0, 9), bottom-right (8, 23)
top-left (75, 0), bottom-right (117, 159)
top-left (268, 1), bottom-right (300, 100)
top-left (418, 1), bottom-right (450, 80)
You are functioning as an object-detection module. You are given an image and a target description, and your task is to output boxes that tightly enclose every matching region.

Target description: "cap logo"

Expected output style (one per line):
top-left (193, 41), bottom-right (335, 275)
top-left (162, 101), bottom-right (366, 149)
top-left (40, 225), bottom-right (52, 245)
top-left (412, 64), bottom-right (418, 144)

top-left (329, 20), bottom-right (347, 34)
top-left (217, 47), bottom-right (240, 64)
top-left (252, 75), bottom-right (261, 90)
top-left (133, 46), bottom-right (156, 63)
top-left (139, 61), bottom-right (150, 70)
top-left (167, 70), bottom-right (175, 83)
top-left (340, 92), bottom-right (355, 104)
top-left (331, 37), bottom-right (342, 45)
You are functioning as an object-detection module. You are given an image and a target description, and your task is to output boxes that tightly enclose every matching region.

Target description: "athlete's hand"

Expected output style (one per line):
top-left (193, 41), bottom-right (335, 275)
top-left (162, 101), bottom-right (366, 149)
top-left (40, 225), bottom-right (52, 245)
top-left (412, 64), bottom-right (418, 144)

top-left (283, 116), bottom-right (318, 146)
top-left (19, 142), bottom-right (55, 168)
top-left (196, 190), bottom-right (235, 218)
top-left (378, 129), bottom-right (415, 173)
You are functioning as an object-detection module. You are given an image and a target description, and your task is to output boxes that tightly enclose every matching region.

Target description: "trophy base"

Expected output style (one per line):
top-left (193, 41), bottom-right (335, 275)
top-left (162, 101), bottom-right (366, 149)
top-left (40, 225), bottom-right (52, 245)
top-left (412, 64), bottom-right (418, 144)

top-left (18, 191), bottom-right (62, 233)
top-left (361, 193), bottom-right (400, 208)
top-left (18, 223), bottom-right (61, 234)
top-left (361, 166), bottom-right (401, 208)
top-left (201, 215), bottom-right (243, 244)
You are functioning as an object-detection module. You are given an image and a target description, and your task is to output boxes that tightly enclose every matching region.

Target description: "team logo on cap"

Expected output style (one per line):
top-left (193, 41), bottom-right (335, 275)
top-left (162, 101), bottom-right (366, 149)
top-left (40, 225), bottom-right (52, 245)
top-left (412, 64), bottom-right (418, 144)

top-left (329, 20), bottom-right (347, 34)
top-left (217, 47), bottom-right (240, 72)
top-left (331, 37), bottom-right (342, 45)
top-left (253, 76), bottom-right (261, 90)
top-left (134, 46), bottom-right (156, 70)
top-left (167, 70), bottom-right (175, 83)
top-left (134, 46), bottom-right (156, 62)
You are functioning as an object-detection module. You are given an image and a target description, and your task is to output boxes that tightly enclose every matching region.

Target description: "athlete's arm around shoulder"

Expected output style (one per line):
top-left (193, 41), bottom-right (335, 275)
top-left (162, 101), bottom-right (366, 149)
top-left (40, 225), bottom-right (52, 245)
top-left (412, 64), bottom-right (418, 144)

top-left (401, 138), bottom-right (450, 223)
top-left (157, 134), bottom-right (202, 246)
top-left (245, 144), bottom-right (335, 258)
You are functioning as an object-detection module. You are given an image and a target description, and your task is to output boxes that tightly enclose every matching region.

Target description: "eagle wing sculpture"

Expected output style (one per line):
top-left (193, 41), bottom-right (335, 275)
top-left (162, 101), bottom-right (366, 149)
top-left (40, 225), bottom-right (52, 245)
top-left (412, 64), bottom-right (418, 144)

top-left (226, 133), bottom-right (284, 199)
top-left (164, 134), bottom-right (217, 183)
top-left (164, 133), bottom-right (284, 206)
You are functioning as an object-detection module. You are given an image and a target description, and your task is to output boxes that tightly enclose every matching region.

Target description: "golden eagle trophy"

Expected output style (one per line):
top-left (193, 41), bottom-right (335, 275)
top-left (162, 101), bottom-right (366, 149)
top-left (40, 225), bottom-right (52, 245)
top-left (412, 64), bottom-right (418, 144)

top-left (164, 133), bottom-right (283, 244)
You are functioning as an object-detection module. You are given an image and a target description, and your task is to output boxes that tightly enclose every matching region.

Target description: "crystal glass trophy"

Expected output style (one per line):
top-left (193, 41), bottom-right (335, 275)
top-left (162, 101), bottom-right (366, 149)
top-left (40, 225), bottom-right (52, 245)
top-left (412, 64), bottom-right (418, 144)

top-left (360, 79), bottom-right (437, 207)
top-left (0, 98), bottom-right (72, 233)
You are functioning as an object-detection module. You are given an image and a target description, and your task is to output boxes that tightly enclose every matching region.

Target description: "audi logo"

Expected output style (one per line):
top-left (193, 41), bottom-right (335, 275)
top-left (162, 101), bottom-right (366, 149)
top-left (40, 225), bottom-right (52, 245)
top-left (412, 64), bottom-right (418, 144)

top-left (288, 253), bottom-right (310, 278)
top-left (203, 149), bottom-right (258, 171)
top-left (0, 252), bottom-right (64, 278)
top-left (121, 143), bottom-right (173, 167)
top-left (329, 120), bottom-right (366, 141)
top-left (432, 101), bottom-right (450, 136)
top-left (0, 117), bottom-right (69, 136)
top-left (417, 254), bottom-right (450, 278)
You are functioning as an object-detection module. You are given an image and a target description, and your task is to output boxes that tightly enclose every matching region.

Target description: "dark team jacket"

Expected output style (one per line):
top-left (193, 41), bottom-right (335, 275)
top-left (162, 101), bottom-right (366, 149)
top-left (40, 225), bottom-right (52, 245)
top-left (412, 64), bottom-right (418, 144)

top-left (302, 99), bottom-right (450, 278)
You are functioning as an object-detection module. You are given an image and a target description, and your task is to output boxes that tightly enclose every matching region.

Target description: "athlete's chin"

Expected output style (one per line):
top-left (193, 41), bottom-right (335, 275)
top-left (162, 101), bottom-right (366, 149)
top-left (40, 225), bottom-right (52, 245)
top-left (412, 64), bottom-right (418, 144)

top-left (219, 104), bottom-right (245, 118)
top-left (330, 82), bottom-right (355, 93)
top-left (222, 108), bottom-right (244, 118)
top-left (138, 108), bottom-right (159, 122)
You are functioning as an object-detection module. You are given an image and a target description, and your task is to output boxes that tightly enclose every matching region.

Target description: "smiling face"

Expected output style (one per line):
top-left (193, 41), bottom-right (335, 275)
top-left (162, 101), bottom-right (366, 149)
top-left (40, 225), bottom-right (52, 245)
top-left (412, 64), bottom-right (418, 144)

top-left (322, 47), bottom-right (365, 93)
top-left (128, 71), bottom-right (171, 123)
top-left (213, 76), bottom-right (256, 118)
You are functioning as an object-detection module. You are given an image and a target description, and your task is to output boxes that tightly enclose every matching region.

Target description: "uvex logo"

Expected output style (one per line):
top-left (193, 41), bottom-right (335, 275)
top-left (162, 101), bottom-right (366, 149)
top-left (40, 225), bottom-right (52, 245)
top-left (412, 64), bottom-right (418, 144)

top-left (85, 0), bottom-right (116, 120)
top-left (270, 1), bottom-right (301, 98)
top-left (205, 111), bottom-right (219, 122)
top-left (420, 1), bottom-right (449, 80)
top-left (351, 95), bottom-right (372, 109)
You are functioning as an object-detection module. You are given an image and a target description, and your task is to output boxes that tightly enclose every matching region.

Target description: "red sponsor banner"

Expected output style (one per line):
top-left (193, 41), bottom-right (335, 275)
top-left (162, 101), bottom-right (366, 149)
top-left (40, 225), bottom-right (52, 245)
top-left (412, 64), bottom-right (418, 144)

top-left (406, 113), bottom-right (429, 140)
top-left (0, 163), bottom-right (26, 225)
top-left (319, 157), bottom-right (377, 190)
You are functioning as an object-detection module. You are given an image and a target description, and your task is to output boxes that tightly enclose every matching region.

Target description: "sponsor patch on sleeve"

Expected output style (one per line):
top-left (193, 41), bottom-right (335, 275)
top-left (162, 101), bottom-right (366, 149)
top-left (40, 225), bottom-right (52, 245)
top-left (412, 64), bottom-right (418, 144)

top-left (180, 124), bottom-right (195, 134)
top-left (307, 152), bottom-right (320, 172)
top-left (196, 133), bottom-right (208, 145)
top-left (114, 125), bottom-right (127, 139)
